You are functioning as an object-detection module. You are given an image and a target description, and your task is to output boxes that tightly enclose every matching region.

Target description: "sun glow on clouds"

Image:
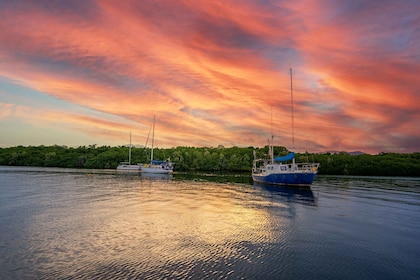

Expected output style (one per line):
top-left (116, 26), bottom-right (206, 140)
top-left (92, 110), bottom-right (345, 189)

top-left (0, 0), bottom-right (419, 153)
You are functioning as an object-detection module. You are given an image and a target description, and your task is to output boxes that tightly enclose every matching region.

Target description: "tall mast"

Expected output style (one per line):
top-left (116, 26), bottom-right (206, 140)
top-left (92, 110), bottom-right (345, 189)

top-left (290, 68), bottom-right (295, 150)
top-left (151, 115), bottom-right (155, 162)
top-left (270, 106), bottom-right (274, 163)
top-left (129, 131), bottom-right (132, 165)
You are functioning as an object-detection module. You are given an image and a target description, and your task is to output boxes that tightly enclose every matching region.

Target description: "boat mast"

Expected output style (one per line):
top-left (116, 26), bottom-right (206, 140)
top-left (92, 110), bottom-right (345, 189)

top-left (151, 115), bottom-right (155, 163)
top-left (270, 107), bottom-right (274, 163)
top-left (129, 131), bottom-right (132, 165)
top-left (290, 68), bottom-right (296, 165)
top-left (290, 68), bottom-right (295, 150)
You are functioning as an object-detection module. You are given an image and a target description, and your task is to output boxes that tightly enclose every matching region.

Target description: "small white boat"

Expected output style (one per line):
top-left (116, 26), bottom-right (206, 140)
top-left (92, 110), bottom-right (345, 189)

top-left (141, 116), bottom-right (173, 174)
top-left (117, 131), bottom-right (141, 171)
top-left (117, 162), bottom-right (141, 171)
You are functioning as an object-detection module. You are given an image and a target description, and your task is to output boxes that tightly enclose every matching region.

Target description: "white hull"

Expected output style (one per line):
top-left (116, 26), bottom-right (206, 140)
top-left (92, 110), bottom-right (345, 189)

top-left (117, 164), bottom-right (141, 171)
top-left (142, 165), bottom-right (173, 174)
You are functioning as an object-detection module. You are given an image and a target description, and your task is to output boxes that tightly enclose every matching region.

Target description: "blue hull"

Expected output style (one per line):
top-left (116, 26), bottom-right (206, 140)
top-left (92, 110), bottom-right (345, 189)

top-left (252, 172), bottom-right (317, 187)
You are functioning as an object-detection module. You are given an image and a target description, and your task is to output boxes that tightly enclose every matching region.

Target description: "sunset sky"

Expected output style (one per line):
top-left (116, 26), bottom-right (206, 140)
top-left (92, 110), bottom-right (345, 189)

top-left (0, 0), bottom-right (419, 154)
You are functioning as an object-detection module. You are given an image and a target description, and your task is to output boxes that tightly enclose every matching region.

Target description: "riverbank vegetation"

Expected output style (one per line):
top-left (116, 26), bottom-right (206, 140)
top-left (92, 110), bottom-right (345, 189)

top-left (0, 145), bottom-right (419, 176)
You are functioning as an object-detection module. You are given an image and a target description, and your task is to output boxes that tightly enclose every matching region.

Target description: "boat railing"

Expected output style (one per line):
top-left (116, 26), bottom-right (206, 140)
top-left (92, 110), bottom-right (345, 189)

top-left (296, 162), bottom-right (319, 173)
top-left (252, 159), bottom-right (319, 174)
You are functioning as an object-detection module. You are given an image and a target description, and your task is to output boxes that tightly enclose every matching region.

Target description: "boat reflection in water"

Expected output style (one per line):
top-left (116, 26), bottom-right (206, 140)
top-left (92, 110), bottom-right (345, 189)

top-left (174, 172), bottom-right (252, 184)
top-left (141, 172), bottom-right (173, 181)
top-left (253, 182), bottom-right (316, 206)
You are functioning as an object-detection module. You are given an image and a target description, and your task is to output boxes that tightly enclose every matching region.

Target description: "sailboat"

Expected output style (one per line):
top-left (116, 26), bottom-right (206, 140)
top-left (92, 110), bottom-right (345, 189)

top-left (252, 69), bottom-right (319, 186)
top-left (141, 116), bottom-right (174, 174)
top-left (117, 131), bottom-right (141, 171)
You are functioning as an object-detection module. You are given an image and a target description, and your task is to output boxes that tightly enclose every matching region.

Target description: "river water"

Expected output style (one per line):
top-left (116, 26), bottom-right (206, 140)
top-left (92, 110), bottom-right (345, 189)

top-left (0, 166), bottom-right (419, 279)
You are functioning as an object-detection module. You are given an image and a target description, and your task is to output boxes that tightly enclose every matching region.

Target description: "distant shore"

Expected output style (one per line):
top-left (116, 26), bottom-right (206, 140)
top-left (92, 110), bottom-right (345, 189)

top-left (1, 145), bottom-right (419, 177)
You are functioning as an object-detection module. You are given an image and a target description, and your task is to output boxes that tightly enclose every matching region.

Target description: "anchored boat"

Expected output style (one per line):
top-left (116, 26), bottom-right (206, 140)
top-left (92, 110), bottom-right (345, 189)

top-left (141, 116), bottom-right (174, 174)
top-left (117, 131), bottom-right (141, 171)
top-left (252, 151), bottom-right (319, 186)
top-left (252, 69), bottom-right (319, 186)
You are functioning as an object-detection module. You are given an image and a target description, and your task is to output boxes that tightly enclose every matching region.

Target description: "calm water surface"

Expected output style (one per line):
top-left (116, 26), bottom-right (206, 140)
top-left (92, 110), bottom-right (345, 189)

top-left (1, 166), bottom-right (419, 279)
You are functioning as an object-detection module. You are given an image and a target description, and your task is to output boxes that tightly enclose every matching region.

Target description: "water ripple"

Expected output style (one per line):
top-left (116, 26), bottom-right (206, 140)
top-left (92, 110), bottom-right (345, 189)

top-left (1, 168), bottom-right (419, 279)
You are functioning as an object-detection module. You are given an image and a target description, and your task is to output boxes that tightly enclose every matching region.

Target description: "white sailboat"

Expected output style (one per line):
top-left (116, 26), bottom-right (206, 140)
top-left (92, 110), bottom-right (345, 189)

top-left (117, 131), bottom-right (141, 171)
top-left (141, 116), bottom-right (174, 174)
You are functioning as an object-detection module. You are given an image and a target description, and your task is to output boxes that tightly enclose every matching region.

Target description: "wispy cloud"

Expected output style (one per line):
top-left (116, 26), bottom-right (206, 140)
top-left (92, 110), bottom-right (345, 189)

top-left (0, 0), bottom-right (418, 153)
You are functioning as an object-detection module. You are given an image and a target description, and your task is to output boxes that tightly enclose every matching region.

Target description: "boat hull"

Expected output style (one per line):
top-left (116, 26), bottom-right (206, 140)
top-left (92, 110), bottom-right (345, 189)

top-left (117, 164), bottom-right (141, 171)
top-left (141, 167), bottom-right (173, 174)
top-left (252, 172), bottom-right (317, 187)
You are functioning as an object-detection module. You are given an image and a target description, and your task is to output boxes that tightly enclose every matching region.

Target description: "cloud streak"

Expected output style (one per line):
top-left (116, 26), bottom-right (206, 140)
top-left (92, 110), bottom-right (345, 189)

top-left (0, 0), bottom-right (419, 153)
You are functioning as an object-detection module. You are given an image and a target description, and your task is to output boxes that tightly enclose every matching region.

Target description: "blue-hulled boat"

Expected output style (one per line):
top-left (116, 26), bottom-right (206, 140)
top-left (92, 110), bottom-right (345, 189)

top-left (252, 151), bottom-right (319, 186)
top-left (252, 69), bottom-right (319, 187)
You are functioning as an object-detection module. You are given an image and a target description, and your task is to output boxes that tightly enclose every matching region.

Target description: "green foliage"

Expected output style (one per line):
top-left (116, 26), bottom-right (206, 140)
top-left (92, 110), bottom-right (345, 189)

top-left (0, 146), bottom-right (419, 176)
top-left (312, 152), bottom-right (420, 176)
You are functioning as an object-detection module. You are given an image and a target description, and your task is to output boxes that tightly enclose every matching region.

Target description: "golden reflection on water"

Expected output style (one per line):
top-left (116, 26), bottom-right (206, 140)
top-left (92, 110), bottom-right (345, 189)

top-left (25, 176), bottom-right (290, 277)
top-left (101, 180), bottom-right (287, 267)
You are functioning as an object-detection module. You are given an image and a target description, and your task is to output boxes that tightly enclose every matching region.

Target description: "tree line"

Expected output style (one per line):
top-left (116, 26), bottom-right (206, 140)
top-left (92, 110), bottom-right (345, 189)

top-left (0, 145), bottom-right (419, 177)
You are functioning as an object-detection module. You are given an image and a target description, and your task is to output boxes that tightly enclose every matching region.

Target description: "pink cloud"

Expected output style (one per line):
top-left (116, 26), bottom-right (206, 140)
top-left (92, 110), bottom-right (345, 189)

top-left (0, 1), bottom-right (418, 153)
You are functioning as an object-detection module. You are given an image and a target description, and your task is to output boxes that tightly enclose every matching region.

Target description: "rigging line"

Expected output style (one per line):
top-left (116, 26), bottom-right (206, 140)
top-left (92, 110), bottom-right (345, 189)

top-left (270, 106), bottom-right (274, 140)
top-left (151, 115), bottom-right (156, 162)
top-left (143, 122), bottom-right (153, 157)
top-left (129, 131), bottom-right (132, 165)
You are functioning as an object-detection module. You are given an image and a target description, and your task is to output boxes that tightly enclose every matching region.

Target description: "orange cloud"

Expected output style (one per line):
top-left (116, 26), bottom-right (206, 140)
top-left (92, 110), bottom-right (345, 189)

top-left (0, 1), bottom-right (418, 153)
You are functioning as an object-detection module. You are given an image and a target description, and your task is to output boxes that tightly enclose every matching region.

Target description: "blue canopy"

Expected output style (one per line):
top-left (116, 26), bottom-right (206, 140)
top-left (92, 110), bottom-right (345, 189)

top-left (151, 160), bottom-right (164, 164)
top-left (274, 152), bottom-right (295, 162)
